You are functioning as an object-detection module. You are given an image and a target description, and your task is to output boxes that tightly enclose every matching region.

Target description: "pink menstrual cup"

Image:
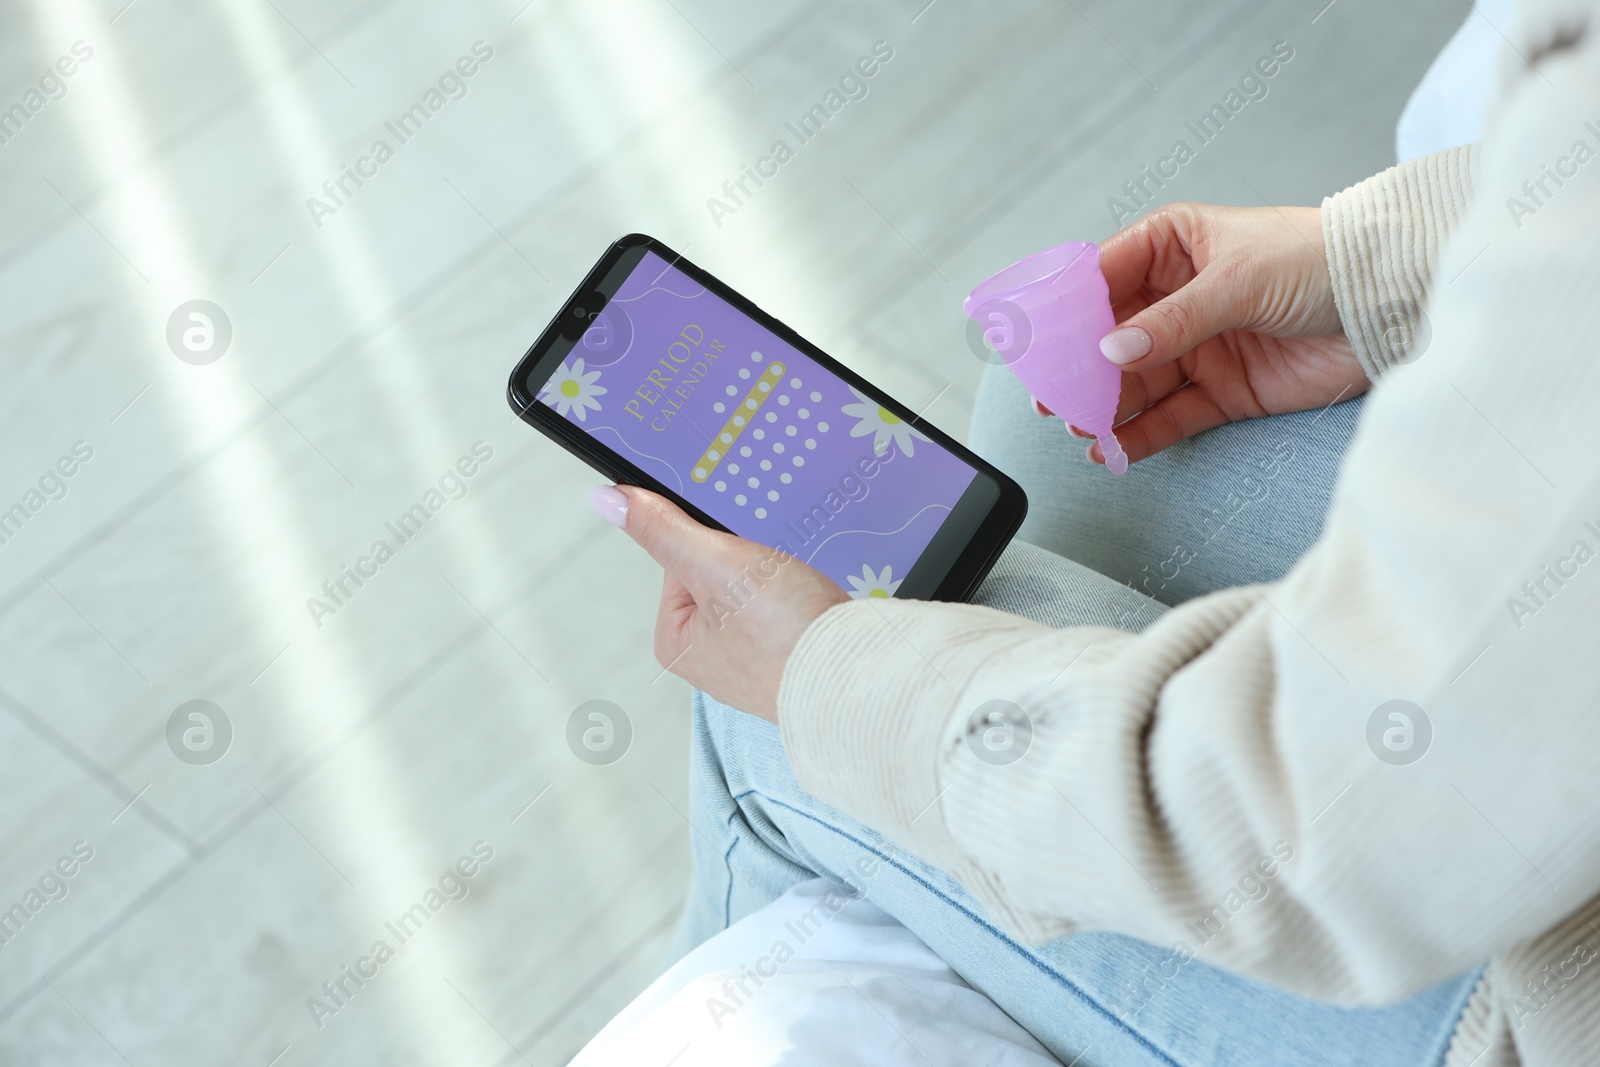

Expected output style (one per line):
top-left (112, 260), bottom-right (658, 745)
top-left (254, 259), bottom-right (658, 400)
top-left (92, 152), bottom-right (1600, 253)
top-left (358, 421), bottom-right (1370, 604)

top-left (965, 242), bottom-right (1129, 474)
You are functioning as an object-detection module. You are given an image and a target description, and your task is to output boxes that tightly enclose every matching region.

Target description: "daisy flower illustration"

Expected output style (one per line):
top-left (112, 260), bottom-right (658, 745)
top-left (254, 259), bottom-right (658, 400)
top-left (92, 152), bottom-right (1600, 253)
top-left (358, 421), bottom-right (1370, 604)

top-left (846, 564), bottom-right (903, 599)
top-left (539, 357), bottom-right (606, 421)
top-left (842, 387), bottom-right (929, 457)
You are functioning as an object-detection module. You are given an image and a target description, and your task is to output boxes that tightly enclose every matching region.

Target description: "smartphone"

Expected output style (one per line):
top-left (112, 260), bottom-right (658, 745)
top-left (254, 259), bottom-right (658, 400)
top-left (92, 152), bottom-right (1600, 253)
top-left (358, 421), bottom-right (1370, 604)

top-left (507, 234), bottom-right (1027, 602)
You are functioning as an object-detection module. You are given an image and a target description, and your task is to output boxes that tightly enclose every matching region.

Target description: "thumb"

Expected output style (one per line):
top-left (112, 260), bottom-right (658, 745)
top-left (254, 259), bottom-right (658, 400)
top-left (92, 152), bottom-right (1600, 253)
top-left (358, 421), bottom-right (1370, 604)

top-left (1100, 265), bottom-right (1246, 371)
top-left (592, 484), bottom-right (725, 592)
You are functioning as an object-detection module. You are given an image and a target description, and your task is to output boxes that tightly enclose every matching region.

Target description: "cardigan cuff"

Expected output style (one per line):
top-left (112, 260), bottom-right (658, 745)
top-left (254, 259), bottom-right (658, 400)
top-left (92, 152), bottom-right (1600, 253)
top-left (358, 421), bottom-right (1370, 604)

top-left (1322, 144), bottom-right (1476, 380)
top-left (777, 599), bottom-right (968, 862)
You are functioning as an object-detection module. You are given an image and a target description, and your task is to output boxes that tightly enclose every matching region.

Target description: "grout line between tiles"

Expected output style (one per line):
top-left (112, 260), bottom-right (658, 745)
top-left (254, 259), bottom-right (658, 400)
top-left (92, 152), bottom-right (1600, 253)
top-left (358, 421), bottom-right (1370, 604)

top-left (0, 683), bottom-right (200, 853)
top-left (836, 0), bottom-right (1270, 340)
top-left (0, 0), bottom-right (404, 275)
top-left (0, 0), bottom-right (837, 626)
top-left (0, 520), bottom-right (613, 1029)
top-left (509, 894), bottom-right (686, 1061)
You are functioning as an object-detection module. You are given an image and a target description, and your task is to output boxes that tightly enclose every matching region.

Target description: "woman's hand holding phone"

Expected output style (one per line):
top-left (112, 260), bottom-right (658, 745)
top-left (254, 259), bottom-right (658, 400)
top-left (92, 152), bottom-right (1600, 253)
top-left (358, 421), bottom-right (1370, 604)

top-left (592, 484), bottom-right (848, 724)
top-left (513, 238), bottom-right (1026, 604)
top-left (1048, 203), bottom-right (1370, 464)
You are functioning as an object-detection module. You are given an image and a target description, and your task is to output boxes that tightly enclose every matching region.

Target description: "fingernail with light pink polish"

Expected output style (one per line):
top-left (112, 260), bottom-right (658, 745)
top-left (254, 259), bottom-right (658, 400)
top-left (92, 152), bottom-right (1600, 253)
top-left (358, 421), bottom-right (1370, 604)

top-left (590, 484), bottom-right (628, 527)
top-left (1030, 398), bottom-right (1051, 418)
top-left (1100, 327), bottom-right (1152, 365)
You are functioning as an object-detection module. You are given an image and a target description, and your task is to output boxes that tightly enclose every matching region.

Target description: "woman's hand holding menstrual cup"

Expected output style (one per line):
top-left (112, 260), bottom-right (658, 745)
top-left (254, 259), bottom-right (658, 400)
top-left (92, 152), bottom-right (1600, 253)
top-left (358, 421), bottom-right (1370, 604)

top-left (1039, 203), bottom-right (1370, 465)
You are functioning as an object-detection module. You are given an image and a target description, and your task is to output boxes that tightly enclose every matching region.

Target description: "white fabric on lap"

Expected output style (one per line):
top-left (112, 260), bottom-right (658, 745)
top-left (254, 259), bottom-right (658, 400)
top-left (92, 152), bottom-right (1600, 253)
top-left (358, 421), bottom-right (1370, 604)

top-left (571, 878), bottom-right (1058, 1067)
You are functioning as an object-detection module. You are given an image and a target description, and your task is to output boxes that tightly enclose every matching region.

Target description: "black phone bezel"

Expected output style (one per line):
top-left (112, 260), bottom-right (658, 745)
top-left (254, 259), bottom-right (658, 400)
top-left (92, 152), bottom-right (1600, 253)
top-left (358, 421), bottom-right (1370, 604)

top-left (506, 233), bottom-right (1027, 603)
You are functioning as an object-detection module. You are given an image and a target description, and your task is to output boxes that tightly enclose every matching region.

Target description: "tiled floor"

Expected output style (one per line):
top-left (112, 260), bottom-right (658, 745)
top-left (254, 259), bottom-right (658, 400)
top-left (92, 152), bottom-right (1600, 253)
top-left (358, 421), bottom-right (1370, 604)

top-left (0, 0), bottom-right (1465, 1063)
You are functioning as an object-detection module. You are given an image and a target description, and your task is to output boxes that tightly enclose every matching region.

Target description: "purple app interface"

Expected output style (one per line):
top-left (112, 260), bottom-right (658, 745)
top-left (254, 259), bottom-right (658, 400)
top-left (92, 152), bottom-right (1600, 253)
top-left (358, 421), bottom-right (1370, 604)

top-left (536, 252), bottom-right (978, 598)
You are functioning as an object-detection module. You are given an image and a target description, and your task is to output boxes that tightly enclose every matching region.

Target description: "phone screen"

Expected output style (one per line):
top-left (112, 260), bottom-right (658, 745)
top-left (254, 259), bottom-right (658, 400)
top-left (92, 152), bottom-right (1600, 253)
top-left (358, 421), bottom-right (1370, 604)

top-left (527, 249), bottom-right (986, 599)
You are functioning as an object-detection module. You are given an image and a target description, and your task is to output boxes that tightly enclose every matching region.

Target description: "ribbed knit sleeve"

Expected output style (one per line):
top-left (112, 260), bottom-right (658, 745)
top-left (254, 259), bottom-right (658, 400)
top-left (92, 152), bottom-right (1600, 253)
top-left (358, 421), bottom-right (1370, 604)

top-left (779, 588), bottom-right (1263, 944)
top-left (1322, 144), bottom-right (1477, 380)
top-left (777, 8), bottom-right (1600, 1059)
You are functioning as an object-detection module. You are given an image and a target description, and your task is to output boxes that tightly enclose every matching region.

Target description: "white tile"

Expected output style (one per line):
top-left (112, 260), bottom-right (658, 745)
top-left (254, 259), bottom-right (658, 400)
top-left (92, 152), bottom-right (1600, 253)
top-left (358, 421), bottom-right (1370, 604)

top-left (0, 705), bottom-right (188, 1019)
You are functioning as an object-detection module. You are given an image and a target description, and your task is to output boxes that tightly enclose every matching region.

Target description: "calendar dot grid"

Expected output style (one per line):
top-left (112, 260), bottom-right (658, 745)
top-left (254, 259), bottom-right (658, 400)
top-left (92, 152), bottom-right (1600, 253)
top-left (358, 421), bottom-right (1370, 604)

top-left (692, 360), bottom-right (787, 483)
top-left (688, 353), bottom-right (839, 513)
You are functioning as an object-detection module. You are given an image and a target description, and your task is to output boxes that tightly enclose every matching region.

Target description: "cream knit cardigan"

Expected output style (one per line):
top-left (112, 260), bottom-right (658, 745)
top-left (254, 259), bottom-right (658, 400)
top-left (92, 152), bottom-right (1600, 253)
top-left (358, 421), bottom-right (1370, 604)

top-left (776, 3), bottom-right (1600, 1063)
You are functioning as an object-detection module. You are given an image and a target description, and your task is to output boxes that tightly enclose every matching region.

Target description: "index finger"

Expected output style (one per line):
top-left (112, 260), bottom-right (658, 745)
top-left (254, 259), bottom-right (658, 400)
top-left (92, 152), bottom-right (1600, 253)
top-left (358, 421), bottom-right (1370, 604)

top-left (1098, 216), bottom-right (1162, 307)
top-left (1098, 207), bottom-right (1199, 308)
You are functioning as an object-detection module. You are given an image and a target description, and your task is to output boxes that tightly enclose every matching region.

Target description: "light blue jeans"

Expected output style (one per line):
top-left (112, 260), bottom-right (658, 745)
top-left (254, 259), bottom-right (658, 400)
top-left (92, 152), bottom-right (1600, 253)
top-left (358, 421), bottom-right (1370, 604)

top-left (670, 366), bottom-right (1482, 1066)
